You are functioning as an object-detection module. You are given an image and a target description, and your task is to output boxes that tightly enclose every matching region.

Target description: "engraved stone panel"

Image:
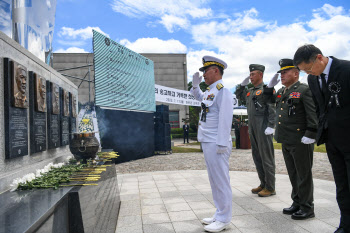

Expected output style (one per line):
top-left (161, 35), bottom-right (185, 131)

top-left (60, 88), bottom-right (69, 146)
top-left (47, 81), bottom-right (60, 149)
top-left (3, 58), bottom-right (29, 158)
top-left (69, 92), bottom-right (77, 141)
top-left (29, 72), bottom-right (47, 153)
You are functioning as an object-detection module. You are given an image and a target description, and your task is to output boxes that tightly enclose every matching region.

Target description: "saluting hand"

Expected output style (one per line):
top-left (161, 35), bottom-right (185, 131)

top-left (192, 72), bottom-right (202, 87)
top-left (267, 73), bottom-right (280, 88)
top-left (241, 76), bottom-right (250, 86)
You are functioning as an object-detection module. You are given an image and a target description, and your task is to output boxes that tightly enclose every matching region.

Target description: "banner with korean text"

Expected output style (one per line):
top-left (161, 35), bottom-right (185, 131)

top-left (155, 85), bottom-right (201, 106)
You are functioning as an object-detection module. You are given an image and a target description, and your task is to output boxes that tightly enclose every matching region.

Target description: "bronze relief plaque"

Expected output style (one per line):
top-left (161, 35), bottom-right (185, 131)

top-left (51, 83), bottom-right (60, 114)
top-left (35, 75), bottom-right (47, 112)
top-left (12, 62), bottom-right (28, 108)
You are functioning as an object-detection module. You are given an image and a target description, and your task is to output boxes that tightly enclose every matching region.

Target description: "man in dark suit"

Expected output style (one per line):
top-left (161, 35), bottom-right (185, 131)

top-left (183, 122), bottom-right (190, 143)
top-left (294, 44), bottom-right (350, 233)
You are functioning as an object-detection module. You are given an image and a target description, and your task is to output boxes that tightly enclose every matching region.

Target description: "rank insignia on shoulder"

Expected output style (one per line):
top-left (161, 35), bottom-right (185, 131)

top-left (255, 90), bottom-right (262, 95)
top-left (289, 92), bottom-right (301, 98)
top-left (247, 92), bottom-right (251, 97)
top-left (207, 94), bottom-right (215, 101)
top-left (216, 83), bottom-right (224, 90)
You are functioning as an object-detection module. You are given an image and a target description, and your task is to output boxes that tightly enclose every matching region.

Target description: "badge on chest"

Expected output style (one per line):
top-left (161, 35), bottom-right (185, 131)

top-left (206, 94), bottom-right (215, 101)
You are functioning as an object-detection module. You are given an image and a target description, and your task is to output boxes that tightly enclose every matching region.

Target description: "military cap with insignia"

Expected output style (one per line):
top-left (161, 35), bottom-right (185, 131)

top-left (199, 55), bottom-right (227, 72)
top-left (249, 64), bottom-right (265, 72)
top-left (277, 58), bottom-right (299, 73)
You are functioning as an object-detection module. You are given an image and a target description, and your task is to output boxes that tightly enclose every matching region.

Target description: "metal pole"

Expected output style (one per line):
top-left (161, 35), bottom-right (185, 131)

top-left (61, 73), bottom-right (92, 82)
top-left (88, 66), bottom-right (91, 103)
top-left (56, 64), bottom-right (93, 72)
top-left (78, 71), bottom-right (89, 88)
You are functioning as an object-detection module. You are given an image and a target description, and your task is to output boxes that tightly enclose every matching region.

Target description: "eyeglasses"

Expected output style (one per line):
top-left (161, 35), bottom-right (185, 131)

top-left (203, 67), bottom-right (216, 74)
top-left (300, 57), bottom-right (317, 74)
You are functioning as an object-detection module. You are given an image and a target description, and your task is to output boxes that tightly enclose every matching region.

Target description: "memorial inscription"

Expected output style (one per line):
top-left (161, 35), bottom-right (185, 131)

top-left (29, 72), bottom-right (47, 153)
top-left (69, 93), bottom-right (77, 141)
top-left (3, 58), bottom-right (29, 158)
top-left (60, 88), bottom-right (70, 146)
top-left (47, 81), bottom-right (60, 149)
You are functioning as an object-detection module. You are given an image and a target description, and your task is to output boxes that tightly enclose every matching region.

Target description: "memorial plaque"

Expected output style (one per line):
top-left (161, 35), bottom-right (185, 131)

top-left (52, 82), bottom-right (60, 115)
top-left (3, 58), bottom-right (29, 159)
top-left (69, 92), bottom-right (77, 141)
top-left (29, 72), bottom-right (47, 153)
top-left (60, 88), bottom-right (69, 146)
top-left (47, 81), bottom-right (60, 149)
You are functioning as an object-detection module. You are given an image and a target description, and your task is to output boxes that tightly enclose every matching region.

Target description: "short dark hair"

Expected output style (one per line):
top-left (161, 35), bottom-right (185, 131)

top-left (216, 65), bottom-right (224, 76)
top-left (293, 44), bottom-right (323, 66)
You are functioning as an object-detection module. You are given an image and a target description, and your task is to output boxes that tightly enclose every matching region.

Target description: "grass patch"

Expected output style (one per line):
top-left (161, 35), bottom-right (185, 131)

top-left (171, 146), bottom-right (202, 153)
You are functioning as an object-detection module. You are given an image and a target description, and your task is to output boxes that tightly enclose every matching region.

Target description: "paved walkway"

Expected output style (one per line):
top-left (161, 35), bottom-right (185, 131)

top-left (115, 170), bottom-right (339, 233)
top-left (116, 140), bottom-right (334, 181)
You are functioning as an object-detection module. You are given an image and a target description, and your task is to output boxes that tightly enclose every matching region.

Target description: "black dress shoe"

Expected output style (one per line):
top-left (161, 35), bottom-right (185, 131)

top-left (283, 206), bottom-right (300, 215)
top-left (291, 209), bottom-right (315, 220)
top-left (334, 228), bottom-right (345, 233)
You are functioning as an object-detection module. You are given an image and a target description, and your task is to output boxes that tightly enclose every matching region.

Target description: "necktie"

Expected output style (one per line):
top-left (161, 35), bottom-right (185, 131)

top-left (320, 73), bottom-right (327, 96)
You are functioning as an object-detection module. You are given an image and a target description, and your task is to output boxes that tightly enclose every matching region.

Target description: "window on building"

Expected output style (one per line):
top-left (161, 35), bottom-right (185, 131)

top-left (169, 111), bottom-right (179, 128)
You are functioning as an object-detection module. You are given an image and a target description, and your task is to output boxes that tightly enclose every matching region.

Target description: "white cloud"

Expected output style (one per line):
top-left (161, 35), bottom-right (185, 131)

top-left (58, 26), bottom-right (109, 40)
top-left (110, 0), bottom-right (212, 32)
top-left (186, 4), bottom-right (350, 91)
top-left (120, 37), bottom-right (187, 53)
top-left (159, 15), bottom-right (190, 33)
top-left (55, 47), bottom-right (89, 53)
top-left (313, 4), bottom-right (344, 18)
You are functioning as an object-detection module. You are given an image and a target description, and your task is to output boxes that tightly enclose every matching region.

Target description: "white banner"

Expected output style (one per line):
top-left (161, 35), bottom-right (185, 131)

top-left (155, 84), bottom-right (201, 106)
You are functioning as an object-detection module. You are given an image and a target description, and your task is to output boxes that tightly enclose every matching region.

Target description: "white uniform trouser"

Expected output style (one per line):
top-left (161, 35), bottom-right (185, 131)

top-left (202, 142), bottom-right (232, 223)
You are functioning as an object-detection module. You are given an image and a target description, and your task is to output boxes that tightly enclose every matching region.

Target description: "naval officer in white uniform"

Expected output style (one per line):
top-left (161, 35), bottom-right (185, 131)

top-left (191, 56), bottom-right (233, 232)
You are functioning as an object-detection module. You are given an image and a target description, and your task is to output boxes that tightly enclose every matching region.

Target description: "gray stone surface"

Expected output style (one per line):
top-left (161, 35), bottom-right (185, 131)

top-left (0, 31), bottom-right (78, 193)
top-left (115, 170), bottom-right (339, 233)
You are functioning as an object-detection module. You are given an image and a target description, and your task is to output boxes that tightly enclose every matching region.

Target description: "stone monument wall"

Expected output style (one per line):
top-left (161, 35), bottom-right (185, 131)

top-left (0, 31), bottom-right (78, 193)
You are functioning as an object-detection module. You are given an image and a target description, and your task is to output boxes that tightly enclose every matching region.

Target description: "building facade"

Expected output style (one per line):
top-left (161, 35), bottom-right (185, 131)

top-left (51, 53), bottom-right (189, 128)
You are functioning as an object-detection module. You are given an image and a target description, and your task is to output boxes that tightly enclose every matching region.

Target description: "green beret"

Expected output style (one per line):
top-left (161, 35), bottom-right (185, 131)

top-left (249, 64), bottom-right (265, 72)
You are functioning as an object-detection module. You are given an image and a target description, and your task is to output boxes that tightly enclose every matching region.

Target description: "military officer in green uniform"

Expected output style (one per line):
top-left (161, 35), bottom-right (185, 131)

top-left (265, 59), bottom-right (318, 220)
top-left (236, 64), bottom-right (276, 197)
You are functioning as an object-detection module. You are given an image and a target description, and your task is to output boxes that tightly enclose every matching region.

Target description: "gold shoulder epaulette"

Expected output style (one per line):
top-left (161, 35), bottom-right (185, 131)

top-left (216, 83), bottom-right (224, 90)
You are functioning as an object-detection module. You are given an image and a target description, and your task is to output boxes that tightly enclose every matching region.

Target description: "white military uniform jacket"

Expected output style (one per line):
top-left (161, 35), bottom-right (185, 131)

top-left (190, 80), bottom-right (233, 147)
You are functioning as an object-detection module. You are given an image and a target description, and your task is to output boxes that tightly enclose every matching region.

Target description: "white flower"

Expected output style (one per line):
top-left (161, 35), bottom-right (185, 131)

top-left (10, 178), bottom-right (23, 192)
top-left (23, 173), bottom-right (36, 183)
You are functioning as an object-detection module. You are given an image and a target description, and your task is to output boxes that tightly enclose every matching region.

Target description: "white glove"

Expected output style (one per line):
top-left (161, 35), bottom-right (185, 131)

top-left (241, 76), bottom-right (250, 86)
top-left (216, 145), bottom-right (228, 154)
top-left (264, 127), bottom-right (275, 135)
top-left (192, 72), bottom-right (202, 87)
top-left (268, 73), bottom-right (280, 88)
top-left (301, 136), bottom-right (316, 144)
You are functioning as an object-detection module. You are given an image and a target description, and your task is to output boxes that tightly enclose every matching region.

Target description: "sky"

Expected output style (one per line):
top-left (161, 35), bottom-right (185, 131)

top-left (54, 0), bottom-right (350, 91)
